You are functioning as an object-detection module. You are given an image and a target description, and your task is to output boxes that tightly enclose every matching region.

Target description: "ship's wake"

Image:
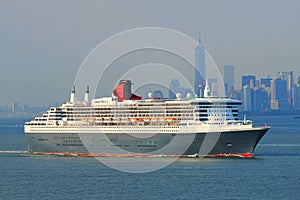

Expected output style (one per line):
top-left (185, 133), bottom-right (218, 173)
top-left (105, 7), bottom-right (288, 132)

top-left (0, 150), bottom-right (28, 154)
top-left (0, 124), bottom-right (23, 127)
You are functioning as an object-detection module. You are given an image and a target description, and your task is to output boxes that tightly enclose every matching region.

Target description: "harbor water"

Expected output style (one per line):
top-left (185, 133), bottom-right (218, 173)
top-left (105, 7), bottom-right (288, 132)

top-left (0, 116), bottom-right (299, 199)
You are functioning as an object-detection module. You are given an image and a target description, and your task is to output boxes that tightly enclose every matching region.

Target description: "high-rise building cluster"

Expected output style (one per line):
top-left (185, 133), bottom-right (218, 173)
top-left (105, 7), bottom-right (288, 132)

top-left (222, 63), bottom-right (300, 112)
top-left (238, 70), bottom-right (300, 112)
top-left (168, 66), bottom-right (300, 113)
top-left (172, 36), bottom-right (300, 113)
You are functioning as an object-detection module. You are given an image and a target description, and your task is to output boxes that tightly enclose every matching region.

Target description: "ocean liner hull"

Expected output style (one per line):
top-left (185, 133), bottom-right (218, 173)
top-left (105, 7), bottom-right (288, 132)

top-left (26, 127), bottom-right (269, 158)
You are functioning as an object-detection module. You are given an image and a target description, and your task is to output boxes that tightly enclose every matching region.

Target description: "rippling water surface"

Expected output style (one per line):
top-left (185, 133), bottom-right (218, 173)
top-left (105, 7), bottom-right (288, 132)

top-left (0, 116), bottom-right (299, 199)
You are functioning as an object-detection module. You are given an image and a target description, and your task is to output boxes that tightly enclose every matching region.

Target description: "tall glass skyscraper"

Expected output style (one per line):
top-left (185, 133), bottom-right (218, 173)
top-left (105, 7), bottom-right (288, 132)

top-left (194, 34), bottom-right (206, 97)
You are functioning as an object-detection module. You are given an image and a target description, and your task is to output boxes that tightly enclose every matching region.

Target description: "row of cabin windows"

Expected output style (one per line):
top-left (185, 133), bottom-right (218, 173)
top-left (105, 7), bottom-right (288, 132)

top-left (28, 123), bottom-right (47, 126)
top-left (62, 108), bottom-right (194, 112)
top-left (34, 118), bottom-right (47, 121)
top-left (195, 110), bottom-right (234, 113)
top-left (192, 102), bottom-right (241, 105)
top-left (196, 106), bottom-right (239, 109)
top-left (48, 117), bottom-right (62, 120)
top-left (66, 115), bottom-right (194, 121)
top-left (196, 114), bottom-right (231, 117)
top-left (62, 110), bottom-right (194, 114)
top-left (64, 112), bottom-right (194, 117)
top-left (66, 107), bottom-right (193, 111)
top-left (48, 112), bottom-right (64, 115)
top-left (68, 116), bottom-right (194, 121)
top-left (63, 111), bottom-right (195, 115)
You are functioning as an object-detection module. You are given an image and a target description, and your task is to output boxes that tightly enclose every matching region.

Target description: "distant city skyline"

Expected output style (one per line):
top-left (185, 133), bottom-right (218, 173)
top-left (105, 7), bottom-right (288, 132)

top-left (1, 67), bottom-right (300, 108)
top-left (1, 1), bottom-right (300, 106)
top-left (2, 70), bottom-right (300, 115)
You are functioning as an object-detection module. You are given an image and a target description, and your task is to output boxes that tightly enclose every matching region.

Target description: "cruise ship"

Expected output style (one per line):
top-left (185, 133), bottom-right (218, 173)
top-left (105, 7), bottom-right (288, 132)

top-left (24, 80), bottom-right (269, 158)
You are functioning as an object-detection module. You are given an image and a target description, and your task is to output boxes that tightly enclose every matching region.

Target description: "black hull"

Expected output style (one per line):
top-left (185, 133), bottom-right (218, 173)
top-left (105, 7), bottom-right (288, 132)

top-left (26, 128), bottom-right (269, 158)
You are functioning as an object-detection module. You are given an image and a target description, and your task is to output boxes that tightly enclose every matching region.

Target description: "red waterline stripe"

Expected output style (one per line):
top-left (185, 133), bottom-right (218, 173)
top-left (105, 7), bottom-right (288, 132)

top-left (208, 153), bottom-right (253, 158)
top-left (32, 152), bottom-right (253, 158)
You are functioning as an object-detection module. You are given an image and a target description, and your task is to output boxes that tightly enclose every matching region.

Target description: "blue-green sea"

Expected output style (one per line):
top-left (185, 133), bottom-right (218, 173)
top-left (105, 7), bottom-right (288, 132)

top-left (0, 116), bottom-right (299, 199)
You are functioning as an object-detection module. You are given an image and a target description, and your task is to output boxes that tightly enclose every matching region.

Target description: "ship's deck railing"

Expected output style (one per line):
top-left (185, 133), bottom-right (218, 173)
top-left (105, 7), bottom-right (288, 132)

top-left (25, 119), bottom-right (253, 128)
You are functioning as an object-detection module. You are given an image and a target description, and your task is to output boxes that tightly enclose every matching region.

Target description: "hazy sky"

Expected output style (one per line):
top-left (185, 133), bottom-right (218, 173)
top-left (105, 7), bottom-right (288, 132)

top-left (0, 0), bottom-right (299, 106)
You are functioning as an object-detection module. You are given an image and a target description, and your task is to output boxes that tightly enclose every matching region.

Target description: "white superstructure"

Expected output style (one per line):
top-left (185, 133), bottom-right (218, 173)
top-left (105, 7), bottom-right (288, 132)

top-left (25, 85), bottom-right (253, 134)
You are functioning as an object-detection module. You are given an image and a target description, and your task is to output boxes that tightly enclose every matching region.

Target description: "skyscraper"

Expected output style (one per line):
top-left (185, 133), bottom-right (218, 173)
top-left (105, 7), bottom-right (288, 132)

top-left (294, 85), bottom-right (300, 110)
top-left (242, 75), bottom-right (256, 88)
top-left (11, 102), bottom-right (19, 113)
top-left (261, 77), bottom-right (272, 87)
top-left (241, 85), bottom-right (253, 112)
top-left (194, 33), bottom-right (206, 97)
top-left (224, 65), bottom-right (234, 97)
top-left (278, 70), bottom-right (293, 80)
top-left (270, 79), bottom-right (289, 111)
top-left (277, 70), bottom-right (293, 108)
top-left (253, 88), bottom-right (269, 112)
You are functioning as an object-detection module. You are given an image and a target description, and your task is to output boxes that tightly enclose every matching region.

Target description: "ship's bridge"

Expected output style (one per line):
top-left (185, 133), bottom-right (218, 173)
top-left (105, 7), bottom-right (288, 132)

top-left (190, 98), bottom-right (242, 123)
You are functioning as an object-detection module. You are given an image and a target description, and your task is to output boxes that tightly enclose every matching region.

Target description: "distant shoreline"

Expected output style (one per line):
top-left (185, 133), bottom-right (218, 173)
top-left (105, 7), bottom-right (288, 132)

top-left (0, 113), bottom-right (39, 119)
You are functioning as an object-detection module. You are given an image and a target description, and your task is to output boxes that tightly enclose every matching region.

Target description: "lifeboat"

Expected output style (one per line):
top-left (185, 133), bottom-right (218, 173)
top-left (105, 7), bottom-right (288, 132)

top-left (130, 118), bottom-right (139, 122)
top-left (144, 118), bottom-right (151, 122)
top-left (82, 118), bottom-right (96, 122)
top-left (166, 118), bottom-right (176, 121)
